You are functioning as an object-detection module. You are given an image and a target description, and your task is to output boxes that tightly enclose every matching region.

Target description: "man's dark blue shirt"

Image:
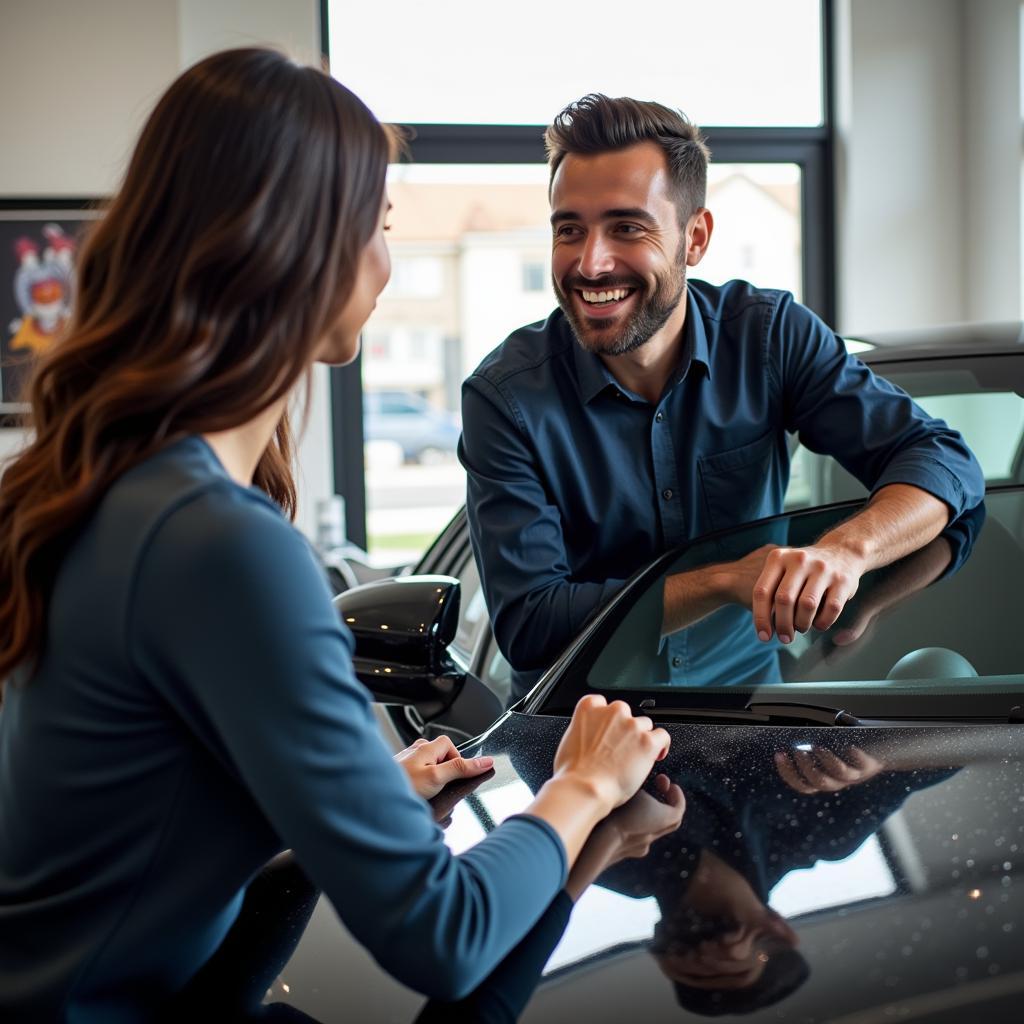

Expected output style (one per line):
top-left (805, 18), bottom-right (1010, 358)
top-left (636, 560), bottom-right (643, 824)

top-left (458, 280), bottom-right (983, 689)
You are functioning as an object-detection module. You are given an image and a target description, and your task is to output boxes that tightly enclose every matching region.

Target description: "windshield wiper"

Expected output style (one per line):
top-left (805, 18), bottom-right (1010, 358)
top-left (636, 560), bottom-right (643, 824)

top-left (634, 698), bottom-right (861, 727)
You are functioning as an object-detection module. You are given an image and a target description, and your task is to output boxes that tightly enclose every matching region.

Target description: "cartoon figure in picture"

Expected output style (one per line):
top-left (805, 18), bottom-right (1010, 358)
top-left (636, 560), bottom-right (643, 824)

top-left (8, 224), bottom-right (76, 355)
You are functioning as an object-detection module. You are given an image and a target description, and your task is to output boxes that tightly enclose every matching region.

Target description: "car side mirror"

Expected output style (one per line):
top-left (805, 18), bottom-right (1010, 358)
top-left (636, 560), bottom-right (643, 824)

top-left (333, 575), bottom-right (464, 717)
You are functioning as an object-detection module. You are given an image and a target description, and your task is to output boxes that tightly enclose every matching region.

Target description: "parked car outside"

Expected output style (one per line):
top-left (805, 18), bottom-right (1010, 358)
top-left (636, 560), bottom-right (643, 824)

top-left (194, 328), bottom-right (1024, 1021)
top-left (363, 389), bottom-right (461, 465)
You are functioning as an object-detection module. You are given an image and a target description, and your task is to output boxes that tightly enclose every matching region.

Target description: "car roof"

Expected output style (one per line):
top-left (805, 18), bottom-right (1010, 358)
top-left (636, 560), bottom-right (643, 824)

top-left (851, 321), bottom-right (1024, 364)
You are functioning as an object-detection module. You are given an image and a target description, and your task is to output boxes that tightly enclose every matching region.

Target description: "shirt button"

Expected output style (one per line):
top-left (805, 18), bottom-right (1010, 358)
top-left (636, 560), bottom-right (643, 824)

top-left (655, 411), bottom-right (664, 422)
top-left (662, 489), bottom-right (673, 500)
top-left (672, 656), bottom-right (682, 668)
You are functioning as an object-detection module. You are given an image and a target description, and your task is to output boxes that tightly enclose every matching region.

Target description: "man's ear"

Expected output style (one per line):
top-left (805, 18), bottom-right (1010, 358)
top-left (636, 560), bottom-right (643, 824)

top-left (685, 208), bottom-right (713, 267)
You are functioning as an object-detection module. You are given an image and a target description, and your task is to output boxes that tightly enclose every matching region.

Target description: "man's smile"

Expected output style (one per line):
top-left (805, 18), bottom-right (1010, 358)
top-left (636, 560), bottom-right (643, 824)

top-left (573, 285), bottom-right (639, 319)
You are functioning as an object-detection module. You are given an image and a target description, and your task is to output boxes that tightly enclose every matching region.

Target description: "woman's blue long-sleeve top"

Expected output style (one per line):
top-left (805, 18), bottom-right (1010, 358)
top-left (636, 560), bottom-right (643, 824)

top-left (0, 437), bottom-right (567, 1022)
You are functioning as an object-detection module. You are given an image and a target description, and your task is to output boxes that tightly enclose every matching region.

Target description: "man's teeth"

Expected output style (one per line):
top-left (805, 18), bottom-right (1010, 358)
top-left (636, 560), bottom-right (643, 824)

top-left (581, 288), bottom-right (631, 304)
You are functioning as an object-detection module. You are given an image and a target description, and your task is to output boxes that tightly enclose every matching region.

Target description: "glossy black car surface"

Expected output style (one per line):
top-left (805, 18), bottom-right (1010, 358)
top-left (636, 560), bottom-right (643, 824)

top-left (262, 711), bottom-right (1024, 1022)
top-left (261, 334), bottom-right (1024, 1021)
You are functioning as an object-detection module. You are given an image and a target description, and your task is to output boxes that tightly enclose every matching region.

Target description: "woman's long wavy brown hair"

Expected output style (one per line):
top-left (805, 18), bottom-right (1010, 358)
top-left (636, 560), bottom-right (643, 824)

top-left (0, 48), bottom-right (393, 688)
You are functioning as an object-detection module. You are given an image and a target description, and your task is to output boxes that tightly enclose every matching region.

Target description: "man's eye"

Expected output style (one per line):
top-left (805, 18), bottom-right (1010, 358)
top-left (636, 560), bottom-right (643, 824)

top-left (616, 223), bottom-right (643, 235)
top-left (555, 225), bottom-right (580, 237)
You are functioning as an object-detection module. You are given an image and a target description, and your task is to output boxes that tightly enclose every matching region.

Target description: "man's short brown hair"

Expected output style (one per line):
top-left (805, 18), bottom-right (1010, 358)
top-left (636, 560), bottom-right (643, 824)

top-left (544, 94), bottom-right (710, 223)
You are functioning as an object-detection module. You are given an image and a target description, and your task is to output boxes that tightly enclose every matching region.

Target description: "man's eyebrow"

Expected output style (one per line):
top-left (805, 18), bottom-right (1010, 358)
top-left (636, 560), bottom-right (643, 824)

top-left (550, 207), bottom-right (657, 225)
top-left (550, 210), bottom-right (579, 225)
top-left (604, 207), bottom-right (657, 223)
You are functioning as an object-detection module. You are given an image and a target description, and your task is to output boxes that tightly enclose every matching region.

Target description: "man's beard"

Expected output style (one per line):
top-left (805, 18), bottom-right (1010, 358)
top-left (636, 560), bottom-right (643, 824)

top-left (556, 258), bottom-right (687, 357)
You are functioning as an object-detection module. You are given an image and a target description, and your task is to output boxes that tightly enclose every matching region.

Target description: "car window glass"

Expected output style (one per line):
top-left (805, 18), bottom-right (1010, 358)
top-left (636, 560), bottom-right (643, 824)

top-left (447, 550), bottom-right (515, 705)
top-left (450, 553), bottom-right (487, 662)
top-left (579, 492), bottom-right (1024, 703)
top-left (784, 359), bottom-right (1024, 511)
top-left (480, 639), bottom-right (512, 706)
top-left (915, 392), bottom-right (1024, 478)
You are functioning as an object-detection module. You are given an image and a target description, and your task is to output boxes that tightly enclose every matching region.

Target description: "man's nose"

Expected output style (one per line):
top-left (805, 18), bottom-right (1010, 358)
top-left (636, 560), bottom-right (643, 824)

top-left (578, 233), bottom-right (615, 279)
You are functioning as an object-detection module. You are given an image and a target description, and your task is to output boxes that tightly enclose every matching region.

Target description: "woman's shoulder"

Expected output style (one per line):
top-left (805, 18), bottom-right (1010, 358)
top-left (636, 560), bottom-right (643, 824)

top-left (104, 436), bottom-right (311, 585)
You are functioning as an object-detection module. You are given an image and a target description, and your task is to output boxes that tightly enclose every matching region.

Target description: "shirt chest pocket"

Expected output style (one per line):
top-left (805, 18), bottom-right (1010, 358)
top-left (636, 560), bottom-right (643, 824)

top-left (698, 431), bottom-right (777, 533)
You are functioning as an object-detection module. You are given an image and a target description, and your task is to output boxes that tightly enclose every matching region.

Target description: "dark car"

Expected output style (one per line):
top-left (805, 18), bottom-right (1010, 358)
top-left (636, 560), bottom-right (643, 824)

top-left (229, 330), bottom-right (1024, 1021)
top-left (363, 389), bottom-right (461, 465)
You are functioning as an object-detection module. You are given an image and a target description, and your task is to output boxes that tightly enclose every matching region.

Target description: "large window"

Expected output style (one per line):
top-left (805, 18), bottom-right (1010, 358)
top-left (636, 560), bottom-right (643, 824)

top-left (324, 0), bottom-right (834, 558)
top-left (328, 0), bottom-right (823, 127)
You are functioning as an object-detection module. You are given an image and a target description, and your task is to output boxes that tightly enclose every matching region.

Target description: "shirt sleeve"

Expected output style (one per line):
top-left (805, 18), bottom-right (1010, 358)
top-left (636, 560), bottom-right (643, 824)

top-left (771, 294), bottom-right (984, 520)
top-left (414, 889), bottom-right (574, 1024)
top-left (128, 485), bottom-right (568, 1001)
top-left (459, 375), bottom-right (628, 672)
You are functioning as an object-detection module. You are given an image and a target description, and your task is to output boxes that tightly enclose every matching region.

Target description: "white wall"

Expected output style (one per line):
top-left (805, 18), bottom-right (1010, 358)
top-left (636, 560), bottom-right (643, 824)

top-left (835, 0), bottom-right (1023, 334)
top-left (963, 0), bottom-right (1023, 322)
top-left (834, 0), bottom-right (966, 333)
top-left (0, 0), bottom-right (333, 541)
top-left (177, 0), bottom-right (319, 69)
top-left (0, 0), bottom-right (180, 197)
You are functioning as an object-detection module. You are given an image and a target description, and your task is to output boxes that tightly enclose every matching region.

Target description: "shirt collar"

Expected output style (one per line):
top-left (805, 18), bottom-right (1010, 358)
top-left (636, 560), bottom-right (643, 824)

top-left (572, 331), bottom-right (619, 403)
top-left (571, 287), bottom-right (712, 405)
top-left (683, 286), bottom-right (712, 383)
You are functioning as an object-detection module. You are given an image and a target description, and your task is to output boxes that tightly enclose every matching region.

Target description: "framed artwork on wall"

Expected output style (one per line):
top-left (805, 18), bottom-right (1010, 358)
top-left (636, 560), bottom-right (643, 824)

top-left (0, 200), bottom-right (102, 416)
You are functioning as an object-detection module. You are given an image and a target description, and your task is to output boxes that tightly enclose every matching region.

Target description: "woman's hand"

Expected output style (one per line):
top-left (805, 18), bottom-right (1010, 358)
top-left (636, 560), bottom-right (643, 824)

top-left (552, 694), bottom-right (671, 813)
top-left (394, 735), bottom-right (494, 800)
top-left (523, 695), bottom-right (672, 868)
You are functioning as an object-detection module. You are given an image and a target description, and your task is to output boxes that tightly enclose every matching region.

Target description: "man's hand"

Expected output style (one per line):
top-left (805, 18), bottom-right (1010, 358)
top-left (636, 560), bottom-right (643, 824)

top-left (774, 745), bottom-right (884, 794)
top-left (691, 483), bottom-right (949, 645)
top-left (662, 542), bottom-right (864, 641)
top-left (394, 735), bottom-right (495, 800)
top-left (750, 543), bottom-right (865, 644)
top-left (791, 535), bottom-right (954, 673)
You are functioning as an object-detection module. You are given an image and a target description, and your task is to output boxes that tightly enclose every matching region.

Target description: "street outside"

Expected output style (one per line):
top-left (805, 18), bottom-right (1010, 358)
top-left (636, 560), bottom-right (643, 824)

top-left (366, 459), bottom-right (465, 566)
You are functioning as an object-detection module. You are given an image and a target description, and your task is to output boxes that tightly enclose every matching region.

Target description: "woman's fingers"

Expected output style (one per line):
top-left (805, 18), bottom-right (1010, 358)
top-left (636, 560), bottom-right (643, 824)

top-left (423, 734), bottom-right (461, 763)
top-left (428, 753), bottom-right (495, 790)
top-left (650, 727), bottom-right (671, 761)
top-left (395, 733), bottom-right (494, 799)
top-left (556, 695), bottom-right (674, 811)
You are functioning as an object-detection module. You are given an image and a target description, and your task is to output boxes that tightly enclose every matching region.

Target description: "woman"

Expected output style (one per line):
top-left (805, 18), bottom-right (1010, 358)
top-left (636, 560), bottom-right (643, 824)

top-left (0, 49), bottom-right (670, 1021)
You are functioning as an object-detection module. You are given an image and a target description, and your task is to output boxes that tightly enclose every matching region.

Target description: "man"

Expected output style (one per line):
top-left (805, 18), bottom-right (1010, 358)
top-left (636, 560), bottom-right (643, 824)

top-left (458, 94), bottom-right (983, 696)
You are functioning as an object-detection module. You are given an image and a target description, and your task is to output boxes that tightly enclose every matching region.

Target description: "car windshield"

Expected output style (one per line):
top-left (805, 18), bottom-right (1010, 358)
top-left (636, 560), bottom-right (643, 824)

top-left (531, 488), bottom-right (1024, 720)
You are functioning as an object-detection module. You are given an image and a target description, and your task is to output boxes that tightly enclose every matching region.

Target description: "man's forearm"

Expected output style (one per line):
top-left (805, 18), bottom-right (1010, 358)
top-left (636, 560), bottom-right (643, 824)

top-left (661, 564), bottom-right (729, 636)
top-left (816, 483), bottom-right (950, 575)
